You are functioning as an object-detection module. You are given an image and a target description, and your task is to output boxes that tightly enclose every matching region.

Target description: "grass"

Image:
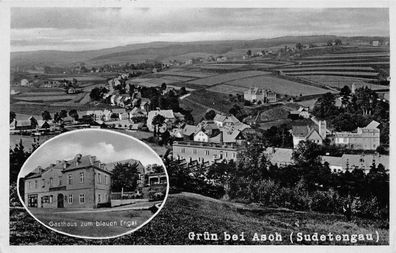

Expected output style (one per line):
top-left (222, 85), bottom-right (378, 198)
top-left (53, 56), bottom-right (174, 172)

top-left (286, 71), bottom-right (379, 78)
top-left (188, 70), bottom-right (270, 86)
top-left (10, 192), bottom-right (389, 245)
top-left (297, 75), bottom-right (387, 90)
top-left (225, 75), bottom-right (331, 96)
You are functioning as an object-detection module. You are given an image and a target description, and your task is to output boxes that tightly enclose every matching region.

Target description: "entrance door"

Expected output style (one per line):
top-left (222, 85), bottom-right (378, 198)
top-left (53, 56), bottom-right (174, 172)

top-left (57, 193), bottom-right (64, 208)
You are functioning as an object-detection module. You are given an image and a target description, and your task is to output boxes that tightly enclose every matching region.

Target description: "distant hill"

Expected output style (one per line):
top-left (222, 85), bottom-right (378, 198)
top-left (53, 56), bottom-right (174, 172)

top-left (11, 35), bottom-right (389, 68)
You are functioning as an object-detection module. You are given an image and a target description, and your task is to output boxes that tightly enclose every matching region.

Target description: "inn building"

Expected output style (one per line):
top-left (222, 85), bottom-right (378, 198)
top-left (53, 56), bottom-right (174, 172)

top-left (24, 154), bottom-right (113, 209)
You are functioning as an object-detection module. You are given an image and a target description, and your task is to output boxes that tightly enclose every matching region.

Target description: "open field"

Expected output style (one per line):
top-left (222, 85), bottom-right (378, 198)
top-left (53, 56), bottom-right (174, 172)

top-left (10, 192), bottom-right (389, 245)
top-left (157, 75), bottom-right (194, 82)
top-left (13, 95), bottom-right (77, 102)
top-left (295, 58), bottom-right (388, 64)
top-left (48, 76), bottom-right (106, 81)
top-left (225, 75), bottom-right (331, 96)
top-left (188, 70), bottom-right (271, 86)
top-left (280, 62), bottom-right (389, 68)
top-left (158, 69), bottom-right (214, 78)
top-left (16, 91), bottom-right (67, 96)
top-left (302, 52), bottom-right (389, 59)
top-left (286, 71), bottom-right (379, 78)
top-left (279, 66), bottom-right (375, 72)
top-left (297, 75), bottom-right (388, 90)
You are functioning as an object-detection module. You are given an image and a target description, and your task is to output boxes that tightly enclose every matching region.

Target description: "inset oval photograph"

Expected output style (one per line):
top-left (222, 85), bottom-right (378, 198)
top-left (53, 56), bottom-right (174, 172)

top-left (17, 129), bottom-right (169, 239)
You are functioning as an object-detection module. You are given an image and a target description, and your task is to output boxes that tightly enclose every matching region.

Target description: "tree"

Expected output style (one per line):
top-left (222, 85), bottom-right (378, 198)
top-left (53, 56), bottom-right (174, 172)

top-left (10, 111), bottom-right (16, 123)
top-left (296, 42), bottom-right (303, 50)
top-left (68, 109), bottom-right (79, 120)
top-left (292, 140), bottom-right (321, 167)
top-left (204, 110), bottom-right (216, 120)
top-left (60, 110), bottom-right (68, 118)
top-left (152, 114), bottom-right (165, 137)
top-left (89, 87), bottom-right (102, 101)
top-left (334, 39), bottom-right (342, 46)
top-left (161, 82), bottom-right (167, 91)
top-left (311, 92), bottom-right (338, 119)
top-left (41, 110), bottom-right (52, 121)
top-left (111, 162), bottom-right (140, 192)
top-left (246, 49), bottom-right (252, 57)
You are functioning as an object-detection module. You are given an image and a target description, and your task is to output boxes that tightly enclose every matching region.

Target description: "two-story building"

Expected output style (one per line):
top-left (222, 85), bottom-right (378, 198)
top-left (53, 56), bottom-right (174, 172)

top-left (334, 120), bottom-right (380, 150)
top-left (24, 154), bottom-right (112, 209)
top-left (172, 141), bottom-right (239, 164)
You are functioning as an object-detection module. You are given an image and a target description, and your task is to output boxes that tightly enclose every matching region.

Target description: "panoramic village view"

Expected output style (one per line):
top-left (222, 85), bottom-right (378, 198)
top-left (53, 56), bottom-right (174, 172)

top-left (9, 8), bottom-right (390, 245)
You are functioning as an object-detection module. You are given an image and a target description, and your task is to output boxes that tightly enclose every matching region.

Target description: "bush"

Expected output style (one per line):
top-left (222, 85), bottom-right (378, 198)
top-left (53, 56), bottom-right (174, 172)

top-left (311, 189), bottom-right (341, 213)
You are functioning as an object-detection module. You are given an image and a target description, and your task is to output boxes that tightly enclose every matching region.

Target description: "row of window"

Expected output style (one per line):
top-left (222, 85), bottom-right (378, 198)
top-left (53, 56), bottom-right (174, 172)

top-left (180, 148), bottom-right (236, 158)
top-left (66, 193), bottom-right (107, 204)
top-left (29, 171), bottom-right (109, 189)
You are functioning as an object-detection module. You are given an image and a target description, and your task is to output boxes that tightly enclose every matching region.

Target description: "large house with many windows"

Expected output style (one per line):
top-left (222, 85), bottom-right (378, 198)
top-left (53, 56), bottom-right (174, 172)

top-left (23, 154), bottom-right (113, 209)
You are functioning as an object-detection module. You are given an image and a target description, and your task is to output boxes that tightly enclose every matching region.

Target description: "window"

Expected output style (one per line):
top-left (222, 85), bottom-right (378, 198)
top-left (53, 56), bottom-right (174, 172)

top-left (29, 181), bottom-right (32, 189)
top-left (233, 153), bottom-right (236, 158)
top-left (68, 174), bottom-right (72, 185)
top-left (49, 195), bottom-right (53, 203)
top-left (49, 177), bottom-right (53, 187)
top-left (105, 175), bottom-right (108, 185)
top-left (79, 194), bottom-right (85, 204)
top-left (35, 180), bottom-right (38, 189)
top-left (59, 176), bottom-right (62, 186)
top-left (205, 150), bottom-right (210, 156)
top-left (98, 172), bottom-right (101, 184)
top-left (80, 172), bottom-right (84, 183)
top-left (68, 194), bottom-right (73, 204)
top-left (98, 194), bottom-right (101, 203)
top-left (42, 179), bottom-right (45, 188)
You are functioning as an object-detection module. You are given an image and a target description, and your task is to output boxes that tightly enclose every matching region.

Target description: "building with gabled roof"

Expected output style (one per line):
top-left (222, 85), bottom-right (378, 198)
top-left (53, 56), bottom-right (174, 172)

top-left (334, 120), bottom-right (380, 150)
top-left (23, 154), bottom-right (112, 209)
top-left (147, 109), bottom-right (175, 132)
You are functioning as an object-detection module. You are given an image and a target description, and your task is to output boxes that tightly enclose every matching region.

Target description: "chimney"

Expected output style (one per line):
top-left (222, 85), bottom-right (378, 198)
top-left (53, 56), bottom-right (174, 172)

top-left (319, 120), bottom-right (327, 139)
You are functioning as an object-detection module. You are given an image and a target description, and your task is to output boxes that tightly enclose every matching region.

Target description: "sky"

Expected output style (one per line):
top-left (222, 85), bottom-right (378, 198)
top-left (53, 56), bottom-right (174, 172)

top-left (10, 8), bottom-right (389, 52)
top-left (19, 130), bottom-right (163, 177)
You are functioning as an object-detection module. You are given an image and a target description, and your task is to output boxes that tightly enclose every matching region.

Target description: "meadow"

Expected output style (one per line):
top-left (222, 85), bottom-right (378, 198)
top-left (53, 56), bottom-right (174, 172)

top-left (188, 70), bottom-right (271, 86)
top-left (224, 75), bottom-right (331, 96)
top-left (297, 75), bottom-right (387, 90)
top-left (10, 192), bottom-right (389, 245)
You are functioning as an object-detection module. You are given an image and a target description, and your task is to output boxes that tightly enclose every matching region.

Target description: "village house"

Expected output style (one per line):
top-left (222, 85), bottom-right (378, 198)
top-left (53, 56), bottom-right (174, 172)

top-left (244, 88), bottom-right (277, 104)
top-left (334, 120), bottom-right (380, 150)
top-left (147, 109), bottom-right (175, 132)
top-left (289, 106), bottom-right (310, 120)
top-left (172, 141), bottom-right (239, 164)
top-left (292, 120), bottom-right (327, 148)
top-left (24, 154), bottom-right (112, 209)
top-left (321, 153), bottom-right (389, 174)
top-left (263, 147), bottom-right (294, 167)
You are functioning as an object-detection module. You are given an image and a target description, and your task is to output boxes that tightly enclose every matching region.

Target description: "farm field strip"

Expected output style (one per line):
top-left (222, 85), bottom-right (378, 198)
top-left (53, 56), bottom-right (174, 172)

top-left (79, 93), bottom-right (91, 104)
top-left (286, 71), bottom-right (379, 77)
top-left (297, 75), bottom-right (387, 90)
top-left (158, 70), bottom-right (215, 78)
top-left (302, 52), bottom-right (389, 59)
top-left (279, 66), bottom-right (375, 72)
top-left (295, 58), bottom-right (389, 64)
top-left (188, 70), bottom-right (271, 86)
top-left (48, 76), bottom-right (106, 81)
top-left (279, 62), bottom-right (390, 68)
top-left (158, 75), bottom-right (194, 82)
top-left (13, 95), bottom-right (76, 101)
top-left (224, 75), bottom-right (332, 96)
top-left (17, 91), bottom-right (67, 96)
